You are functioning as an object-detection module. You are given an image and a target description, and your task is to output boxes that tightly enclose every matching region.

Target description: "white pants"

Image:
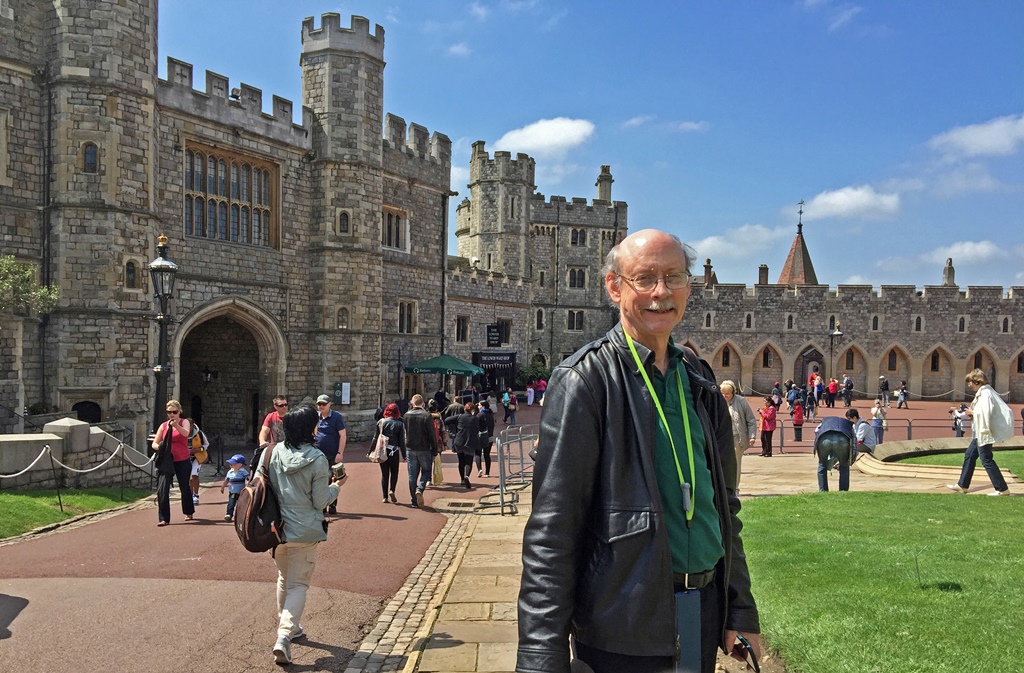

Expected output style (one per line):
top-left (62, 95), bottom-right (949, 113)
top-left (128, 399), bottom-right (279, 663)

top-left (274, 541), bottom-right (319, 638)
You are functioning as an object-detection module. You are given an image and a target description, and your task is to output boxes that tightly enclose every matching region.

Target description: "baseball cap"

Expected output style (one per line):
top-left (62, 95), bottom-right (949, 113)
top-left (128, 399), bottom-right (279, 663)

top-left (316, 394), bottom-right (331, 404)
top-left (227, 454), bottom-right (246, 465)
top-left (879, 375), bottom-right (885, 379)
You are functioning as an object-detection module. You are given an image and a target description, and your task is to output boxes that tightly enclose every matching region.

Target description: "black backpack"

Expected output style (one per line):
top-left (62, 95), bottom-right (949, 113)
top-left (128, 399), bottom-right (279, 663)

top-left (233, 444), bottom-right (283, 554)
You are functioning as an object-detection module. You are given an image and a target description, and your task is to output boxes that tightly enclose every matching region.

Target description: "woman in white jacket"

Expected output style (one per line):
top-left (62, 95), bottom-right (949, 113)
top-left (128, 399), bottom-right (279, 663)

top-left (267, 405), bottom-right (348, 664)
top-left (947, 369), bottom-right (1014, 496)
top-left (720, 380), bottom-right (758, 490)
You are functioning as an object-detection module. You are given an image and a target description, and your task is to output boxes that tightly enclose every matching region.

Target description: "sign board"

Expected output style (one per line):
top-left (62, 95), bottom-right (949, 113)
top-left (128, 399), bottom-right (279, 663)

top-left (334, 382), bottom-right (351, 405)
top-left (486, 324), bottom-right (501, 347)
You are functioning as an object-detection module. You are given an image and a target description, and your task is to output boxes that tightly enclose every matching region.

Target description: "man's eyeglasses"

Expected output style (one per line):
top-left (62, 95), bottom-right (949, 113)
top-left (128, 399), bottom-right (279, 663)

top-left (166, 410), bottom-right (180, 415)
top-left (316, 402), bottom-right (328, 407)
top-left (275, 403), bottom-right (288, 408)
top-left (617, 272), bottom-right (691, 292)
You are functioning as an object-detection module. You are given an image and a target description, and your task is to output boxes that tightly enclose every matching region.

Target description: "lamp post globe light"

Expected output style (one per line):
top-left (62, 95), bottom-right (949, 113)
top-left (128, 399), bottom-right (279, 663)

top-left (828, 322), bottom-right (844, 383)
top-left (147, 234), bottom-right (178, 433)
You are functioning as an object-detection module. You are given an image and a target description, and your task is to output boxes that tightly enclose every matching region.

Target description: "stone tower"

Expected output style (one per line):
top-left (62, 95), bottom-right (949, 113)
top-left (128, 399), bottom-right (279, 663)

top-left (300, 14), bottom-right (386, 401)
top-left (455, 141), bottom-right (536, 277)
top-left (40, 0), bottom-right (160, 420)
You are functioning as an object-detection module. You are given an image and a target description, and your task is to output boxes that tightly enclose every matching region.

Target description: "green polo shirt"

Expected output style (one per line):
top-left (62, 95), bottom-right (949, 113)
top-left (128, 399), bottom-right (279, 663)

top-left (650, 344), bottom-right (725, 574)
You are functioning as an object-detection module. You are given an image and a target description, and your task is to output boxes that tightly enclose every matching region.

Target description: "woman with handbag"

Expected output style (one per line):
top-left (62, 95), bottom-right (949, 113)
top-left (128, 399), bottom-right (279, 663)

top-left (150, 399), bottom-right (196, 526)
top-left (369, 403), bottom-right (406, 503)
top-left (454, 402), bottom-right (481, 488)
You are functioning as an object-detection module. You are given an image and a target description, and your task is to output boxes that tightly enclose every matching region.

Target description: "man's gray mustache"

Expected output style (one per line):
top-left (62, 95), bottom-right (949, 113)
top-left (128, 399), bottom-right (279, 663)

top-left (644, 302), bottom-right (676, 311)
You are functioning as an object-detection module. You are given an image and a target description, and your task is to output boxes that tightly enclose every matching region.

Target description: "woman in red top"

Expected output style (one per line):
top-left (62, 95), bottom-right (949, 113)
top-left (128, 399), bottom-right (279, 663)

top-left (150, 399), bottom-right (196, 526)
top-left (758, 397), bottom-right (778, 457)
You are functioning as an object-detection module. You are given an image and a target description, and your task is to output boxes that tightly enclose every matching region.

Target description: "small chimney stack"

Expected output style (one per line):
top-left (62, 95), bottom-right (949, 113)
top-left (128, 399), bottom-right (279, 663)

top-left (758, 264), bottom-right (769, 285)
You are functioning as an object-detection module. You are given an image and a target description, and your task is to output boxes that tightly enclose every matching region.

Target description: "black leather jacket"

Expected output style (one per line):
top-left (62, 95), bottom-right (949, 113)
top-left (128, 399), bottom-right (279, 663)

top-left (517, 325), bottom-right (759, 673)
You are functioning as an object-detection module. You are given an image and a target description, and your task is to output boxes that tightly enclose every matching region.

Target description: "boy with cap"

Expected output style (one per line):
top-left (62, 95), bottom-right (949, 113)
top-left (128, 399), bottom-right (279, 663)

top-left (221, 454), bottom-right (250, 521)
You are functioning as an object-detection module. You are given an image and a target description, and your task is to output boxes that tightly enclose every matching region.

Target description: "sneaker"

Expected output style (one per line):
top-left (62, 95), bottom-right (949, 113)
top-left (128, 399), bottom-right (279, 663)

top-left (478, 469), bottom-right (483, 477)
top-left (388, 491), bottom-right (397, 503)
top-left (273, 635), bottom-right (291, 665)
top-left (988, 490), bottom-right (1007, 497)
top-left (192, 494), bottom-right (200, 505)
top-left (223, 514), bottom-right (232, 521)
top-left (291, 626), bottom-right (305, 641)
top-left (946, 484), bottom-right (967, 494)
top-left (415, 489), bottom-right (424, 507)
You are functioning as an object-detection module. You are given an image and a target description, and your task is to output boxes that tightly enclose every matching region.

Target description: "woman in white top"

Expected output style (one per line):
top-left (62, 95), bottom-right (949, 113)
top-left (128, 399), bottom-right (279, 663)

top-left (947, 369), bottom-right (1014, 496)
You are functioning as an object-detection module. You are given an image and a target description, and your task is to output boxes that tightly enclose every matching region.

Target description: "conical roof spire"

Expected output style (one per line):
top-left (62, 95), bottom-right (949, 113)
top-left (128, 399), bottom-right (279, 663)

top-left (777, 200), bottom-right (818, 286)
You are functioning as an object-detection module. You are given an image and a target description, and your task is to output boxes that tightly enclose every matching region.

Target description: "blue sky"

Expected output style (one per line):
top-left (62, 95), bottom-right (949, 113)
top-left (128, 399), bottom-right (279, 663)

top-left (159, 1), bottom-right (1024, 289)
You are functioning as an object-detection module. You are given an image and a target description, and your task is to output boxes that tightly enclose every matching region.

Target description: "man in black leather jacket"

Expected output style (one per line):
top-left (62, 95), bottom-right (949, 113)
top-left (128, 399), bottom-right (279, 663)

top-left (517, 230), bottom-right (761, 673)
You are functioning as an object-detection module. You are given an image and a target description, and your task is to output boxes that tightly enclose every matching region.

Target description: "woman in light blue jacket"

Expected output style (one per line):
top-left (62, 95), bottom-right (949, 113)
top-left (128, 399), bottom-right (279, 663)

top-left (266, 405), bottom-right (347, 665)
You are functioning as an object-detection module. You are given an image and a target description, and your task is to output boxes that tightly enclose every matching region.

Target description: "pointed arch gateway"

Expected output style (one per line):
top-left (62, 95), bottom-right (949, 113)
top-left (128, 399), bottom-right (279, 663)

top-left (171, 297), bottom-right (289, 447)
top-left (712, 340), bottom-right (743, 388)
top-left (921, 344), bottom-right (956, 400)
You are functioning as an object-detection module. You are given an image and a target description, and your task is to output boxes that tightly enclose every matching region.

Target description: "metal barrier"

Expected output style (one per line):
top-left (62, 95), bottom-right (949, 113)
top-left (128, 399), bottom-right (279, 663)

top-left (482, 423), bottom-right (537, 516)
top-left (777, 417), bottom-right (972, 446)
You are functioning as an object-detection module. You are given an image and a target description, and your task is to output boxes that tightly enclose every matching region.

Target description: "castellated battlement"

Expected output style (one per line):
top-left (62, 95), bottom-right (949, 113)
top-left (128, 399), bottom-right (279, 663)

top-left (158, 58), bottom-right (312, 149)
top-left (301, 14), bottom-right (385, 62)
top-left (383, 114), bottom-right (452, 164)
top-left (531, 194), bottom-right (628, 212)
top-left (469, 141), bottom-right (536, 184)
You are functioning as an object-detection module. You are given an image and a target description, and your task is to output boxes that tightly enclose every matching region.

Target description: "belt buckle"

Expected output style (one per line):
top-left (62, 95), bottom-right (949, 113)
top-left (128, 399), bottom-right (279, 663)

top-left (683, 572), bottom-right (700, 590)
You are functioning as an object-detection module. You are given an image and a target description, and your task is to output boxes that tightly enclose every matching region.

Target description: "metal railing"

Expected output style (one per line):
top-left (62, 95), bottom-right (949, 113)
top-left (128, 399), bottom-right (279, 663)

top-left (485, 423), bottom-right (537, 516)
top-left (776, 417), bottom-right (973, 447)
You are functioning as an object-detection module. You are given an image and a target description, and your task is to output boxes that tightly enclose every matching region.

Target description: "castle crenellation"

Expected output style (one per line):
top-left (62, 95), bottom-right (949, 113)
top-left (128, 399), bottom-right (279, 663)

top-left (158, 57), bottom-right (312, 148)
top-left (300, 14), bottom-right (385, 61)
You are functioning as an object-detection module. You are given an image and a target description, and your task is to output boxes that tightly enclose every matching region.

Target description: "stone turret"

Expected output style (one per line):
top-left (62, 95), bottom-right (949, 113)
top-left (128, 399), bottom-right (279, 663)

top-left (596, 165), bottom-right (614, 203)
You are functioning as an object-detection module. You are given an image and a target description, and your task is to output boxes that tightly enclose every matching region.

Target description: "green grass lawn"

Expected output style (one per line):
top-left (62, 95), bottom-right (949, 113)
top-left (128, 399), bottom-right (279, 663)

top-left (0, 487), bottom-right (150, 539)
top-left (741, 492), bottom-right (1024, 673)
top-left (900, 448), bottom-right (1024, 481)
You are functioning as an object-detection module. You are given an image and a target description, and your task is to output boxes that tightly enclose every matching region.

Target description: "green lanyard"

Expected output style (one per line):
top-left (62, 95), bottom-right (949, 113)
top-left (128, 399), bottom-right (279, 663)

top-left (624, 330), bottom-right (697, 523)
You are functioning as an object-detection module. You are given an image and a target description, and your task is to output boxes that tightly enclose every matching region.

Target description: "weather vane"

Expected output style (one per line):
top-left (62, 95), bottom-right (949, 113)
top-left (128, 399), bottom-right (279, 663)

top-left (797, 199), bottom-right (805, 235)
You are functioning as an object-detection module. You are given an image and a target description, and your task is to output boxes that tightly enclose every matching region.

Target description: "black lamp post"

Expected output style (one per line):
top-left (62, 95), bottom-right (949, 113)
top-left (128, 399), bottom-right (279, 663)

top-left (148, 234), bottom-right (178, 432)
top-left (828, 322), bottom-right (844, 383)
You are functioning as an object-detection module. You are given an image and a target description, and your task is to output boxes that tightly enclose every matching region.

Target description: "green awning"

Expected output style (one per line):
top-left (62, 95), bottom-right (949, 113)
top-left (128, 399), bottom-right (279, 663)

top-left (404, 354), bottom-right (485, 376)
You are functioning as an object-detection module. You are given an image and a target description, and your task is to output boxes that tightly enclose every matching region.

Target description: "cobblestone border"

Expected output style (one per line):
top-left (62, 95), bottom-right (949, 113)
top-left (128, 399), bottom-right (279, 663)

top-left (342, 512), bottom-right (477, 673)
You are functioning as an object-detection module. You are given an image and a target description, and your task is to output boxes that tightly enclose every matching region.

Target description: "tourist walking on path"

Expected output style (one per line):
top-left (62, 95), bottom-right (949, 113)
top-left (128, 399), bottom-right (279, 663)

top-left (505, 387), bottom-right (518, 425)
top-left (947, 369), bottom-right (1014, 496)
top-left (476, 400), bottom-right (496, 477)
top-left (403, 395), bottom-right (437, 508)
top-left (826, 378), bottom-right (839, 408)
top-left (314, 394), bottom-right (347, 514)
top-left (720, 380), bottom-right (757, 489)
top-left (454, 401), bottom-right (481, 488)
top-left (842, 375), bottom-right (853, 407)
top-left (878, 376), bottom-right (891, 407)
top-left (371, 402), bottom-right (406, 503)
top-left (897, 381), bottom-right (910, 409)
top-left (255, 395), bottom-right (288, 474)
top-left (265, 405), bottom-right (348, 665)
top-left (151, 399), bottom-right (196, 526)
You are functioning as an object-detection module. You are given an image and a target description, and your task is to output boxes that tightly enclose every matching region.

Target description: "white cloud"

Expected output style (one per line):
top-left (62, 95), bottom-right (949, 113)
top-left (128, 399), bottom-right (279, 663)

top-left (828, 6), bottom-right (863, 32)
top-left (840, 275), bottom-right (871, 285)
top-left (542, 8), bottom-right (568, 31)
top-left (670, 121), bottom-right (710, 133)
top-left (691, 224), bottom-right (792, 262)
top-left (800, 185), bottom-right (899, 220)
top-left (493, 117), bottom-right (595, 158)
top-left (622, 115), bottom-right (655, 129)
top-left (470, 2), bottom-right (489, 20)
top-left (927, 114), bottom-right (1024, 159)
top-left (447, 42), bottom-right (471, 57)
top-left (932, 163), bottom-right (1001, 198)
top-left (450, 166), bottom-right (470, 191)
top-left (920, 241), bottom-right (1005, 266)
